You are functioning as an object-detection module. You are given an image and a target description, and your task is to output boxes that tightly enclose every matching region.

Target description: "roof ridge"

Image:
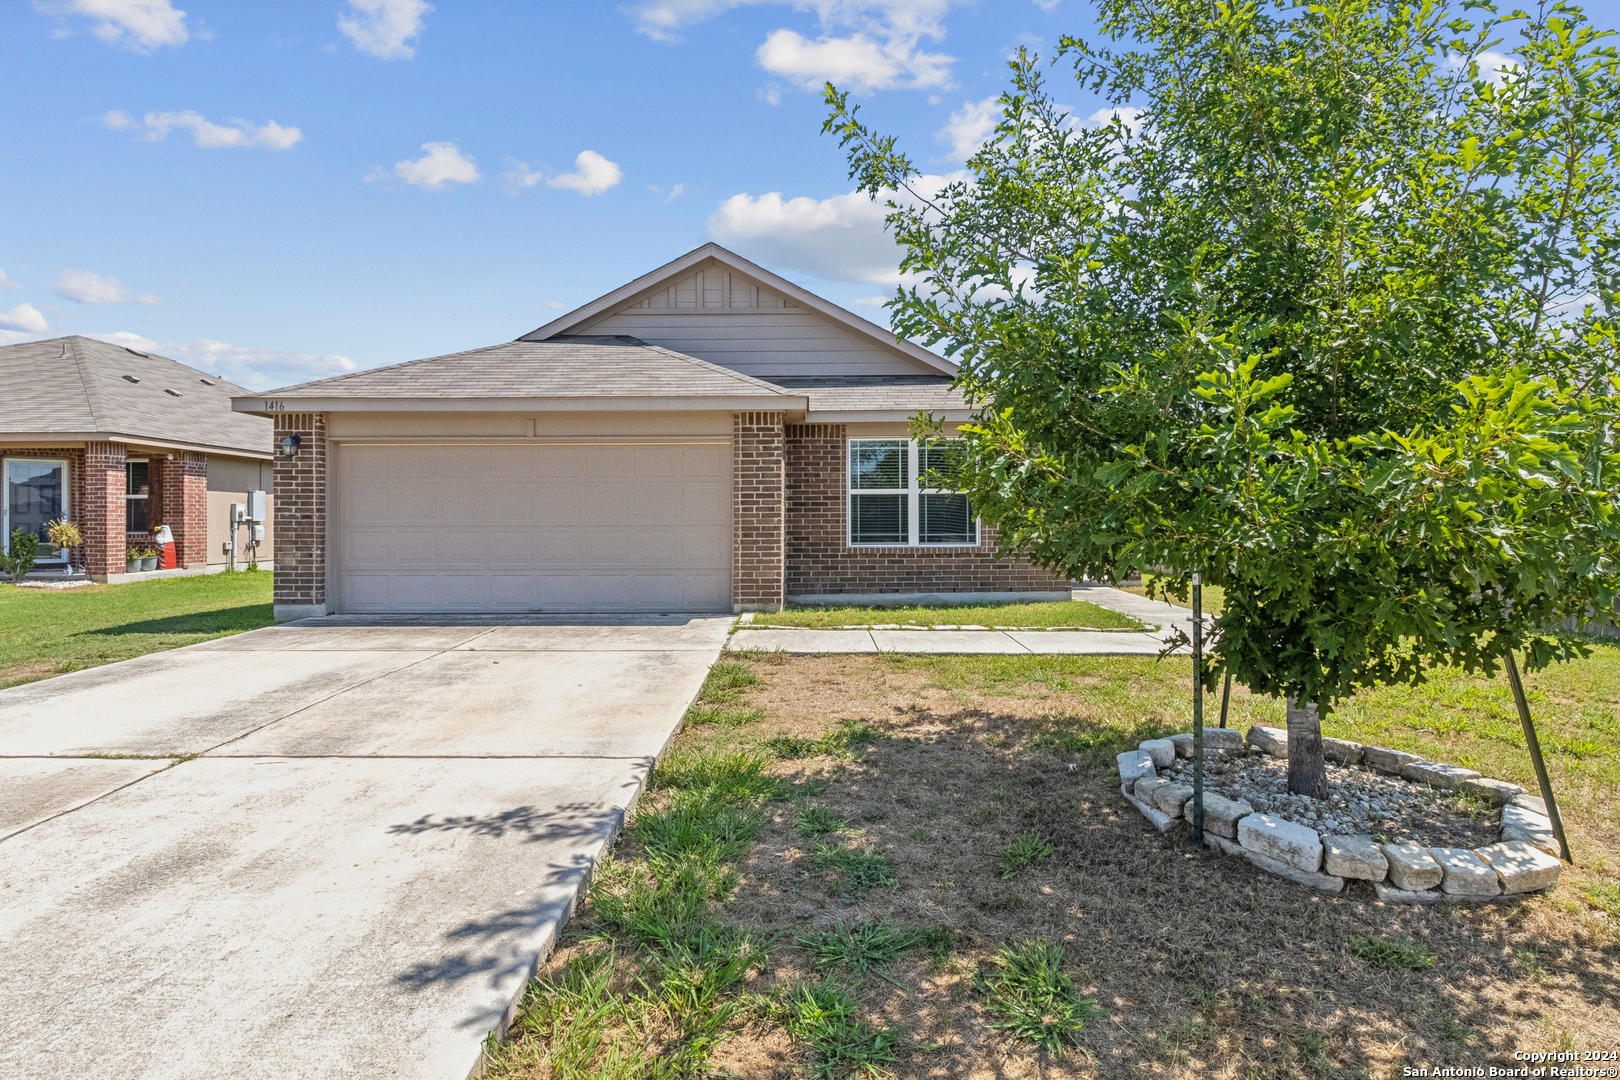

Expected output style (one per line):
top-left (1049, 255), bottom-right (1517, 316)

top-left (64, 336), bottom-right (104, 432)
top-left (261, 341), bottom-right (514, 395)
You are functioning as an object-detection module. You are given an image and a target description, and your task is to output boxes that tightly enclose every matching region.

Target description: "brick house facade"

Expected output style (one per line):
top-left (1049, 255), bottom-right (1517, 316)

top-left (1, 336), bottom-right (274, 582)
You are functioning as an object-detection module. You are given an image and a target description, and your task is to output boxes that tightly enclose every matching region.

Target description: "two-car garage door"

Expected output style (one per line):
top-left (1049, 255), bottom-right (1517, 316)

top-left (336, 441), bottom-right (731, 613)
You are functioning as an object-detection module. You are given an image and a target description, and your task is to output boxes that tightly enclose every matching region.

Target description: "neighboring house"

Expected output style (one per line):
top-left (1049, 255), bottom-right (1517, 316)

top-left (1, 336), bottom-right (274, 581)
top-left (233, 244), bottom-right (1066, 618)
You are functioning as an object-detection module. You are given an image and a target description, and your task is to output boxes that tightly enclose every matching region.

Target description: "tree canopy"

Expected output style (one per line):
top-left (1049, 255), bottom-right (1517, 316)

top-left (826, 0), bottom-right (1620, 727)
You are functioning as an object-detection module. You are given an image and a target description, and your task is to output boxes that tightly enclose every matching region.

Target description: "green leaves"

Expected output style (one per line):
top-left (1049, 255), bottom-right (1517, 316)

top-left (826, 0), bottom-right (1620, 711)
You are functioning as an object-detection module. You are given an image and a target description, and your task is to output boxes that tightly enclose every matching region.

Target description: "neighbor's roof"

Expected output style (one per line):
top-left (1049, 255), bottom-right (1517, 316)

top-left (769, 376), bottom-right (972, 423)
top-left (523, 243), bottom-right (958, 378)
top-left (0, 336), bottom-right (271, 458)
top-left (234, 336), bottom-right (806, 414)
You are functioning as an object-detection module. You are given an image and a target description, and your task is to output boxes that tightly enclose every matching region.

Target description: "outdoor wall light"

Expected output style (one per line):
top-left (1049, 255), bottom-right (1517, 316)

top-left (278, 434), bottom-right (302, 459)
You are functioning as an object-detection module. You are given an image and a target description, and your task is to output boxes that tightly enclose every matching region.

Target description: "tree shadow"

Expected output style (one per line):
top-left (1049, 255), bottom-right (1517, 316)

top-left (80, 604), bottom-right (273, 636)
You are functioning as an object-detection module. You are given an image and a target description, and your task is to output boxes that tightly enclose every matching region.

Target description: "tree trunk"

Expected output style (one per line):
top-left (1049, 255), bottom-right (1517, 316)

top-left (1286, 698), bottom-right (1329, 798)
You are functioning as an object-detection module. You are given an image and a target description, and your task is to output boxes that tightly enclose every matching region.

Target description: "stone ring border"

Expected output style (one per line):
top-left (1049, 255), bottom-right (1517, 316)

top-left (1116, 727), bottom-right (1564, 902)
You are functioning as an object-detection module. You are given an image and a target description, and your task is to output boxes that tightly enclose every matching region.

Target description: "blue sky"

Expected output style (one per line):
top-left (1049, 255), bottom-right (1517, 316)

top-left (0, 0), bottom-right (1108, 389)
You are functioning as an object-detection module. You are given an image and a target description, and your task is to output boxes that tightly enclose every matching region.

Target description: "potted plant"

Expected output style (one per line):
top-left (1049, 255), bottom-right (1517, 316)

top-left (140, 546), bottom-right (158, 571)
top-left (45, 519), bottom-right (82, 574)
top-left (2, 529), bottom-right (38, 583)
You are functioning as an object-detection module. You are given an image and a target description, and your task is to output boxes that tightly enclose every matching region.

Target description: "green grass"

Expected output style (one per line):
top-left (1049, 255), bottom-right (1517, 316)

top-left (798, 919), bottom-right (928, 973)
top-left (810, 843), bottom-right (900, 900)
top-left (996, 833), bottom-right (1055, 879)
top-left (1117, 573), bottom-right (1227, 618)
top-left (795, 805), bottom-right (851, 837)
top-left (750, 599), bottom-right (1143, 631)
top-left (1346, 935), bottom-right (1435, 970)
top-left (776, 981), bottom-right (902, 1080)
top-left (978, 940), bottom-right (1105, 1056)
top-left (0, 571), bottom-right (273, 689)
top-left (767, 719), bottom-right (883, 760)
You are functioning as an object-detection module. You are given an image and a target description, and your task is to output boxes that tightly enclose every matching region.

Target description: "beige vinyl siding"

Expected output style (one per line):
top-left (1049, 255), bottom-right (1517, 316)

top-left (206, 454), bottom-right (274, 566)
top-left (581, 311), bottom-right (921, 379)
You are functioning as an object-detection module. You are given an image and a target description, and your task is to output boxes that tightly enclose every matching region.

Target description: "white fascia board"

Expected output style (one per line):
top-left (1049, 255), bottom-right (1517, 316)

top-left (0, 431), bottom-right (272, 459)
top-left (232, 395), bottom-right (809, 418)
top-left (523, 243), bottom-right (958, 378)
top-left (807, 409), bottom-right (976, 424)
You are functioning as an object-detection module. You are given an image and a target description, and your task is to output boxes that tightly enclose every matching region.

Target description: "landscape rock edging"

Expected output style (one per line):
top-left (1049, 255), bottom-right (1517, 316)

top-left (1114, 729), bottom-right (1562, 900)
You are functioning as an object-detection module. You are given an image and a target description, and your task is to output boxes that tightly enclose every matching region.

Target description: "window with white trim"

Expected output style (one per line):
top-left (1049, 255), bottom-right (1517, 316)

top-left (126, 459), bottom-right (150, 533)
top-left (848, 438), bottom-right (978, 546)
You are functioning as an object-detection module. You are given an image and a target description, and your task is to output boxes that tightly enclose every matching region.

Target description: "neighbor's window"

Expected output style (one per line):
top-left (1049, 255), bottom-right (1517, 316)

top-left (126, 460), bottom-right (149, 533)
top-left (848, 438), bottom-right (978, 546)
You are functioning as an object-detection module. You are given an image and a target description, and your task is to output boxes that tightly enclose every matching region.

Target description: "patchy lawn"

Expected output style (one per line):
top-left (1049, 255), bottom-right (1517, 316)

top-left (750, 600), bottom-right (1143, 631)
top-left (0, 571), bottom-right (274, 689)
top-left (488, 648), bottom-right (1620, 1079)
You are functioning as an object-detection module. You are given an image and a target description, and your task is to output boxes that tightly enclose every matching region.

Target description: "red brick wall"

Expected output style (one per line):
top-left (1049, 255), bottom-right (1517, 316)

top-left (784, 423), bottom-right (1068, 597)
top-left (156, 452), bottom-right (209, 567)
top-left (0, 446), bottom-right (88, 570)
top-left (272, 414), bottom-right (327, 609)
top-left (733, 411), bottom-right (785, 609)
top-left (81, 442), bottom-right (126, 577)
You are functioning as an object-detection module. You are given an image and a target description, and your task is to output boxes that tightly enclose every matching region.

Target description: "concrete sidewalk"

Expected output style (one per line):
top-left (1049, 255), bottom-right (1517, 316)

top-left (727, 586), bottom-right (1206, 655)
top-left (0, 613), bottom-right (731, 1080)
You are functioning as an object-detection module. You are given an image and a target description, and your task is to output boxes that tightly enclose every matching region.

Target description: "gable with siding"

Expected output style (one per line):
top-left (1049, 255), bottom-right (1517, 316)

top-left (526, 244), bottom-right (954, 383)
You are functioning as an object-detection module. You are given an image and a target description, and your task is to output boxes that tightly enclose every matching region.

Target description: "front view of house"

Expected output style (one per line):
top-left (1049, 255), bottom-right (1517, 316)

top-left (235, 244), bottom-right (1066, 618)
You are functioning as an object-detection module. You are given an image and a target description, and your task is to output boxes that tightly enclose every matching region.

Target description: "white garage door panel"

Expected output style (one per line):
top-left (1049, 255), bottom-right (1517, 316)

top-left (338, 442), bottom-right (731, 613)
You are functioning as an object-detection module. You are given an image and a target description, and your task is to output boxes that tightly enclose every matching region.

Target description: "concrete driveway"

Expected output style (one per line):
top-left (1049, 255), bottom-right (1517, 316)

top-left (0, 613), bottom-right (731, 1080)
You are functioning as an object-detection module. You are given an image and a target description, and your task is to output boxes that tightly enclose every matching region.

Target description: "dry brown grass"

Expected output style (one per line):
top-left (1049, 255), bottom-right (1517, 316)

top-left (502, 652), bottom-right (1620, 1080)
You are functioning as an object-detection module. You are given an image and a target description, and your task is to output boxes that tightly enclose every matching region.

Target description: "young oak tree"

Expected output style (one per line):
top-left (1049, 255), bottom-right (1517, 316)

top-left (825, 0), bottom-right (1620, 796)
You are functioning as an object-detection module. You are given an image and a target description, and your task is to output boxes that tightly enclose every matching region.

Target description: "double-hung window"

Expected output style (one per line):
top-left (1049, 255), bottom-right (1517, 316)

top-left (126, 460), bottom-right (150, 533)
top-left (848, 438), bottom-right (978, 546)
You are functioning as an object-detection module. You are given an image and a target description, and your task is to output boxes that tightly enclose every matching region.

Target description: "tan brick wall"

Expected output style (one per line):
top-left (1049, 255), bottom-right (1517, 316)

top-left (732, 411), bottom-right (785, 610)
top-left (784, 423), bottom-right (1068, 597)
top-left (272, 414), bottom-right (327, 608)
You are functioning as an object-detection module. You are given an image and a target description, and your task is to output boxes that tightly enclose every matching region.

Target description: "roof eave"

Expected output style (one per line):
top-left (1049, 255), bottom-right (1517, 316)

top-left (0, 430), bottom-right (272, 460)
top-left (807, 409), bottom-right (977, 424)
top-left (232, 394), bottom-right (809, 418)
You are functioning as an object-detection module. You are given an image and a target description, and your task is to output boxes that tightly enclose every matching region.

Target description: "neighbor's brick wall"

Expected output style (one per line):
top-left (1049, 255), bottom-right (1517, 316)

top-left (0, 446), bottom-right (88, 570)
top-left (784, 423), bottom-right (1068, 597)
top-left (733, 411), bottom-right (786, 609)
top-left (157, 451), bottom-right (209, 567)
top-left (273, 413), bottom-right (327, 608)
top-left (81, 442), bottom-right (126, 577)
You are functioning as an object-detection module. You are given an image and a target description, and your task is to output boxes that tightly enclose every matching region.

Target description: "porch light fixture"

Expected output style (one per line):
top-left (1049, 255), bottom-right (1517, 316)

top-left (278, 434), bottom-right (302, 459)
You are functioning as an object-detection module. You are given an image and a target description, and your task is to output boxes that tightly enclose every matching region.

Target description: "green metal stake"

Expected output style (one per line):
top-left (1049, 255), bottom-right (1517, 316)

top-left (1191, 574), bottom-right (1204, 847)
top-left (1504, 650), bottom-right (1573, 863)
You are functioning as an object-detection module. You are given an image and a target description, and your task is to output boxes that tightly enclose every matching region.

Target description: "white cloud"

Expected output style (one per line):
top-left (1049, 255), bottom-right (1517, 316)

top-left (338, 0), bottom-right (431, 59)
top-left (850, 295), bottom-right (888, 307)
top-left (1449, 49), bottom-right (1518, 88)
top-left (102, 110), bottom-right (303, 150)
top-left (91, 332), bottom-right (360, 391)
top-left (502, 160), bottom-right (544, 192)
top-left (546, 301), bottom-right (569, 309)
top-left (371, 142), bottom-right (480, 189)
top-left (757, 28), bottom-right (952, 92)
top-left (709, 189), bottom-right (901, 284)
top-left (547, 151), bottom-right (622, 197)
top-left (56, 270), bottom-right (160, 305)
top-left (631, 1), bottom-right (959, 92)
top-left (1080, 105), bottom-right (1144, 138)
top-left (0, 304), bottom-right (49, 333)
top-left (39, 0), bottom-right (189, 52)
top-left (0, 268), bottom-right (19, 290)
top-left (938, 95), bottom-right (1000, 160)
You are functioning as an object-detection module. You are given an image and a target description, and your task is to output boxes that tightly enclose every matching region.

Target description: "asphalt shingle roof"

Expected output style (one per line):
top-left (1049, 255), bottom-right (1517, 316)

top-left (0, 336), bottom-right (271, 456)
top-left (767, 376), bottom-right (970, 416)
top-left (259, 336), bottom-right (797, 400)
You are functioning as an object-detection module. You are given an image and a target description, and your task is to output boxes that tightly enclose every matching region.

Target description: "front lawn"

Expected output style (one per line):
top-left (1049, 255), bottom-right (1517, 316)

top-left (749, 599), bottom-right (1143, 631)
top-left (0, 571), bottom-right (274, 689)
top-left (488, 645), bottom-right (1619, 1078)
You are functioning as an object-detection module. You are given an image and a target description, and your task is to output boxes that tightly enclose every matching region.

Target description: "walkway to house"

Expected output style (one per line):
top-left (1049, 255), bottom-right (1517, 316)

top-left (725, 585), bottom-right (1204, 655)
top-left (0, 614), bottom-right (732, 1080)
